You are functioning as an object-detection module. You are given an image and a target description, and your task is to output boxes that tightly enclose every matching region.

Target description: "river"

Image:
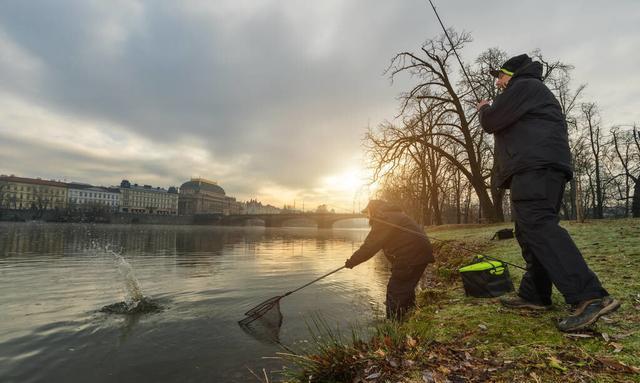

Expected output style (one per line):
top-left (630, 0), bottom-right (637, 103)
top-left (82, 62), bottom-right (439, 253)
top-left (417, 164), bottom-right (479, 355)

top-left (0, 222), bottom-right (390, 382)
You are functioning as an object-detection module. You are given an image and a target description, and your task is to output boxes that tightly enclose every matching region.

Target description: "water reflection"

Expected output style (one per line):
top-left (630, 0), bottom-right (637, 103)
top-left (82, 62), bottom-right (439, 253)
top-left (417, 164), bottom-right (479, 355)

top-left (0, 223), bottom-right (389, 383)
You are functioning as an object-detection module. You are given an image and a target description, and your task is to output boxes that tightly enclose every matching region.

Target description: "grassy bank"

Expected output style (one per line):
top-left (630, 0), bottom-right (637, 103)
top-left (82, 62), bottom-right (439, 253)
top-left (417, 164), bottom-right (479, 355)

top-left (280, 218), bottom-right (640, 382)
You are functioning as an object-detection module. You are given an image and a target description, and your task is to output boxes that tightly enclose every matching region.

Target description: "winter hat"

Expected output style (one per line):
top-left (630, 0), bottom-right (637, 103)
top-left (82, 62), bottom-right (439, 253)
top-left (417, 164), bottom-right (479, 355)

top-left (361, 200), bottom-right (401, 215)
top-left (490, 54), bottom-right (532, 77)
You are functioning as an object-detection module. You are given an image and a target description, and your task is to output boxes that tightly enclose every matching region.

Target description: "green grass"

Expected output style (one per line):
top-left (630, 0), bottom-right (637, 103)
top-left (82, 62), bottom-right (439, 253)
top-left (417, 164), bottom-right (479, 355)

top-left (282, 218), bottom-right (640, 382)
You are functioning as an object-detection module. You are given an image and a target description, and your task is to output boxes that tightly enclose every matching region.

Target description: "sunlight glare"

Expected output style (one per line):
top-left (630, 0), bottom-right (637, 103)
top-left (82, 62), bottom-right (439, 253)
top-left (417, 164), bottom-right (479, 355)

top-left (322, 167), bottom-right (367, 194)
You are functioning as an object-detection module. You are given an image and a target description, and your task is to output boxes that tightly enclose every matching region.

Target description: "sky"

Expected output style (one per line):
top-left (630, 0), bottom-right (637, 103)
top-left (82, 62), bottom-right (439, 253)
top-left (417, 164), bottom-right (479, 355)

top-left (1, 0), bottom-right (638, 211)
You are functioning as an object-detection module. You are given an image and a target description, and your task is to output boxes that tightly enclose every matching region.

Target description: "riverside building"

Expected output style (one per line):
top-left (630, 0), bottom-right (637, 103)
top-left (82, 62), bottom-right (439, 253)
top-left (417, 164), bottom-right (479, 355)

top-left (0, 175), bottom-right (68, 210)
top-left (118, 180), bottom-right (178, 215)
top-left (178, 178), bottom-right (241, 215)
top-left (243, 199), bottom-right (281, 215)
top-left (67, 183), bottom-right (120, 211)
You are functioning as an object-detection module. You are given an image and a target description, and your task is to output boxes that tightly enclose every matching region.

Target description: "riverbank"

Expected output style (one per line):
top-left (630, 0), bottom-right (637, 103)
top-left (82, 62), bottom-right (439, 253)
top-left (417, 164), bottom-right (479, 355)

top-left (0, 209), bottom-right (207, 225)
top-left (280, 219), bottom-right (640, 382)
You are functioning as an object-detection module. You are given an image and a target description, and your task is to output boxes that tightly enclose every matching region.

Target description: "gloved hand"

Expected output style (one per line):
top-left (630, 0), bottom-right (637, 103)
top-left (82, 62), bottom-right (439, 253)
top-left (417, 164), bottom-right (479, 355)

top-left (344, 258), bottom-right (357, 269)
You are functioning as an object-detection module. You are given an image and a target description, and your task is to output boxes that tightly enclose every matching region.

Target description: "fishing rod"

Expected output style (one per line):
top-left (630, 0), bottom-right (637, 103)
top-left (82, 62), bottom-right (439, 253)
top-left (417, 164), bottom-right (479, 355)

top-left (369, 216), bottom-right (527, 271)
top-left (425, 0), bottom-right (481, 102)
top-left (326, 203), bottom-right (525, 270)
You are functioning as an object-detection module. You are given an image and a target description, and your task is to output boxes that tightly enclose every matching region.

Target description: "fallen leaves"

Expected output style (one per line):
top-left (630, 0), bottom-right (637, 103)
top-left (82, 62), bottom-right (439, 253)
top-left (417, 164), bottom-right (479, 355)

top-left (609, 342), bottom-right (624, 353)
top-left (596, 356), bottom-right (640, 374)
top-left (405, 335), bottom-right (418, 349)
top-left (293, 328), bottom-right (640, 383)
top-left (547, 356), bottom-right (568, 372)
top-left (364, 371), bottom-right (380, 380)
top-left (383, 335), bottom-right (393, 349)
top-left (611, 330), bottom-right (635, 340)
top-left (563, 332), bottom-right (594, 339)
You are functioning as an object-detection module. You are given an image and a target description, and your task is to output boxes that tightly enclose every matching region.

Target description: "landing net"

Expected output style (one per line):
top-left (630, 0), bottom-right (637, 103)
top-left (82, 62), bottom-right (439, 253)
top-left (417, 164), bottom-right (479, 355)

top-left (238, 295), bottom-right (284, 344)
top-left (238, 266), bottom-right (344, 344)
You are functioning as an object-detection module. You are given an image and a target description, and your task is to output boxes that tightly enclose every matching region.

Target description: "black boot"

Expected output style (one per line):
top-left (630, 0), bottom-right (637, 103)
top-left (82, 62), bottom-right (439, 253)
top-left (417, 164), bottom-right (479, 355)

top-left (556, 296), bottom-right (621, 332)
top-left (500, 295), bottom-right (552, 311)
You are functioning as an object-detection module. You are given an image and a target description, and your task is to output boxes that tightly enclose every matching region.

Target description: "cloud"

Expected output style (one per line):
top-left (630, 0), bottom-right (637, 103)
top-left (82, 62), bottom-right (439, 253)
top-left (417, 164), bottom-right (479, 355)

top-left (1, 0), bottom-right (639, 207)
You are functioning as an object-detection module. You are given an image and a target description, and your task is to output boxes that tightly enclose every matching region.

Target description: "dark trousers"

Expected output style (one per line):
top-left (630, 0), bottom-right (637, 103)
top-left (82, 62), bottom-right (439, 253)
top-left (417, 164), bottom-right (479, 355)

top-left (510, 168), bottom-right (608, 305)
top-left (386, 263), bottom-right (428, 320)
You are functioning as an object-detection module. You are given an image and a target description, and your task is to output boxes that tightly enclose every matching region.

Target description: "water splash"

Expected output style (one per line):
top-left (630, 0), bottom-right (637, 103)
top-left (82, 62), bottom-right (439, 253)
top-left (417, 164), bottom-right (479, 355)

top-left (98, 248), bottom-right (164, 314)
top-left (107, 249), bottom-right (144, 304)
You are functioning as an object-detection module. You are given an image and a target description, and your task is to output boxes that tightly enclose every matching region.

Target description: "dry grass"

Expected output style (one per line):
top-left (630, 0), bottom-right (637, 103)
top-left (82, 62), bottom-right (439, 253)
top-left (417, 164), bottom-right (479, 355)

top-left (279, 218), bottom-right (640, 382)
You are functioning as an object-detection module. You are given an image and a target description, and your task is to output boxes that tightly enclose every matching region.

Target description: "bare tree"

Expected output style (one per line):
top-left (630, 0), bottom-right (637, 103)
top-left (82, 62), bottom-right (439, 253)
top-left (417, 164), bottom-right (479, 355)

top-left (612, 125), bottom-right (640, 217)
top-left (634, 126), bottom-right (640, 217)
top-left (370, 31), bottom-right (582, 224)
top-left (385, 31), bottom-right (501, 221)
top-left (581, 102), bottom-right (605, 218)
top-left (364, 97), bottom-right (453, 225)
top-left (545, 65), bottom-right (586, 220)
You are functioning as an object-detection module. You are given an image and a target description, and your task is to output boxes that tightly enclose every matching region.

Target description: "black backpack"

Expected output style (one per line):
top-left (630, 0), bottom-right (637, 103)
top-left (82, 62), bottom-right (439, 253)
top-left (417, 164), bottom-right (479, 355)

top-left (491, 228), bottom-right (514, 240)
top-left (459, 256), bottom-right (514, 298)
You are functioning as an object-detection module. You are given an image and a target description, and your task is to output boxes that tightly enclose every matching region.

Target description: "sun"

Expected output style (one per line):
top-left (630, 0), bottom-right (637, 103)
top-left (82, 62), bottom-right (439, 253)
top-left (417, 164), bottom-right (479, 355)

top-left (322, 167), bottom-right (367, 193)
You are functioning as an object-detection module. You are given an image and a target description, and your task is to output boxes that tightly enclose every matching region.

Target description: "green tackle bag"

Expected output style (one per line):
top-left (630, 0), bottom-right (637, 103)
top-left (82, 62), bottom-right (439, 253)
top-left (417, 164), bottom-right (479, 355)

top-left (459, 256), bottom-right (514, 298)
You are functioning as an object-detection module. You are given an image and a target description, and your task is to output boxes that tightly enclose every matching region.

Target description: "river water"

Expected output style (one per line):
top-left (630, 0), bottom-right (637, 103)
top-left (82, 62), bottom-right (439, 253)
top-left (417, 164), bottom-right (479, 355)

top-left (0, 222), bottom-right (391, 383)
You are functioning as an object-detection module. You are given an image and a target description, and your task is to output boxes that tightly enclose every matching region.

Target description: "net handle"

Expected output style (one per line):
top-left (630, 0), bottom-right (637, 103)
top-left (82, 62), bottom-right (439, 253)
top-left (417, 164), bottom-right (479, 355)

top-left (283, 266), bottom-right (346, 297)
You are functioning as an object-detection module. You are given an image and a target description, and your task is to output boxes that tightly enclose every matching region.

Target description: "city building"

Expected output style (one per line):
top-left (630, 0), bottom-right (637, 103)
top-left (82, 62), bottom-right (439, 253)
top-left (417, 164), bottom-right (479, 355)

top-left (178, 178), bottom-right (241, 215)
top-left (281, 204), bottom-right (302, 214)
top-left (67, 183), bottom-right (120, 211)
top-left (0, 175), bottom-right (68, 210)
top-left (243, 199), bottom-right (281, 215)
top-left (119, 180), bottom-right (178, 215)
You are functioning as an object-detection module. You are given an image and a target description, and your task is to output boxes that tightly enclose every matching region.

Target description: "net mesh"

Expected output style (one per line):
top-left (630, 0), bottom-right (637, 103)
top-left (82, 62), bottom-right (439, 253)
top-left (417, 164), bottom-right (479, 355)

top-left (238, 296), bottom-right (284, 344)
top-left (237, 266), bottom-right (344, 346)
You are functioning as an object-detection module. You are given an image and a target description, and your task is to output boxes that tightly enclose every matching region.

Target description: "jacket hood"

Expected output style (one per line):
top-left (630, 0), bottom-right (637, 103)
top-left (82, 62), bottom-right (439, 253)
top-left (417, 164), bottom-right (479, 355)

top-left (512, 61), bottom-right (543, 82)
top-left (362, 199), bottom-right (402, 216)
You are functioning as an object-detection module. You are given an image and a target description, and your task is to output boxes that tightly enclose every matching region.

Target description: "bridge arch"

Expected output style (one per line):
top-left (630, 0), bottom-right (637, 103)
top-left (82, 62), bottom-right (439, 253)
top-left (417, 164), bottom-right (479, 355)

top-left (220, 213), bottom-right (366, 229)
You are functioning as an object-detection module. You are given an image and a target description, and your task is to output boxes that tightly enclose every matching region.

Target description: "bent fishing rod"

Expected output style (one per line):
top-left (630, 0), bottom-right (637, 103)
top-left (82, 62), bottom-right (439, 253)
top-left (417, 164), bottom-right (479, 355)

top-left (325, 204), bottom-right (524, 270)
top-left (424, 0), bottom-right (482, 102)
top-left (369, 216), bottom-right (527, 271)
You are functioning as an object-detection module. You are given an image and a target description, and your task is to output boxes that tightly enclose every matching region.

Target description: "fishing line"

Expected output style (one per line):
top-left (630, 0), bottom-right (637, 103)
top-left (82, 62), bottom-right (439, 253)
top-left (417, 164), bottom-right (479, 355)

top-left (425, 0), bottom-right (481, 101)
top-left (325, 203), bottom-right (525, 271)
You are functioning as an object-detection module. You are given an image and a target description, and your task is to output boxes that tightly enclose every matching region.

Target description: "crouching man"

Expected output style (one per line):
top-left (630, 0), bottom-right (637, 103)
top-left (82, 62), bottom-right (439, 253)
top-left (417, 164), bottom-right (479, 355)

top-left (477, 53), bottom-right (619, 331)
top-left (345, 200), bottom-right (433, 320)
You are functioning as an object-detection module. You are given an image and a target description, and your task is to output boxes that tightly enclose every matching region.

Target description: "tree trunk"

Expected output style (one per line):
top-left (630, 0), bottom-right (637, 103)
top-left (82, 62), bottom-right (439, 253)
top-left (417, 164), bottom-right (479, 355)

top-left (464, 186), bottom-right (472, 224)
top-left (569, 177), bottom-right (578, 220)
top-left (471, 175), bottom-right (496, 222)
top-left (632, 177), bottom-right (640, 218)
top-left (490, 185), bottom-right (505, 222)
top-left (576, 176), bottom-right (585, 223)
top-left (420, 170), bottom-right (429, 225)
top-left (594, 159), bottom-right (603, 218)
top-left (624, 173), bottom-right (630, 217)
top-left (427, 154), bottom-right (443, 226)
top-left (455, 172), bottom-right (462, 224)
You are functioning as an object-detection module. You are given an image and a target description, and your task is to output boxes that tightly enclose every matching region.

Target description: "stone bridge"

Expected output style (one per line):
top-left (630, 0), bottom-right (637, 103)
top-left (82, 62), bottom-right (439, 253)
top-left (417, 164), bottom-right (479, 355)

top-left (220, 213), bottom-right (366, 229)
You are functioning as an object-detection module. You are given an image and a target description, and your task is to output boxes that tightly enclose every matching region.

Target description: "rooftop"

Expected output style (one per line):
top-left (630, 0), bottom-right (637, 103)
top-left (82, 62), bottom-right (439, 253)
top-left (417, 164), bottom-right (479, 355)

top-left (0, 175), bottom-right (68, 188)
top-left (180, 179), bottom-right (225, 195)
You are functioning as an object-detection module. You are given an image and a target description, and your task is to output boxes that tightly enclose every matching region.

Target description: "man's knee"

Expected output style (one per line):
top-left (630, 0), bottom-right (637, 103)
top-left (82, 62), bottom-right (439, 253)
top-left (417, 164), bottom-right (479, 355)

top-left (513, 201), bottom-right (559, 228)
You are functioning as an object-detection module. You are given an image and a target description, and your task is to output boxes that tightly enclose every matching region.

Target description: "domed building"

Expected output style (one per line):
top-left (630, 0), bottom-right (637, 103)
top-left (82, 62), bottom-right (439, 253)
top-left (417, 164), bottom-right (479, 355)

top-left (178, 178), bottom-right (240, 215)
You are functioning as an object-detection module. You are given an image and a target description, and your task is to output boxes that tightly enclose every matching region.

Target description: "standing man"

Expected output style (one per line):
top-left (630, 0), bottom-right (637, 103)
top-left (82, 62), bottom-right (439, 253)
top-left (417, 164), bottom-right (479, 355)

top-left (477, 54), bottom-right (619, 331)
top-left (345, 200), bottom-right (433, 320)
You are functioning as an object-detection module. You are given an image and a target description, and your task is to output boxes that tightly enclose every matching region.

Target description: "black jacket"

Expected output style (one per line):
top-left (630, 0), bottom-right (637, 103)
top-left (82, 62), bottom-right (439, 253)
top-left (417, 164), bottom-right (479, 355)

top-left (479, 61), bottom-right (573, 188)
top-left (348, 211), bottom-right (433, 268)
